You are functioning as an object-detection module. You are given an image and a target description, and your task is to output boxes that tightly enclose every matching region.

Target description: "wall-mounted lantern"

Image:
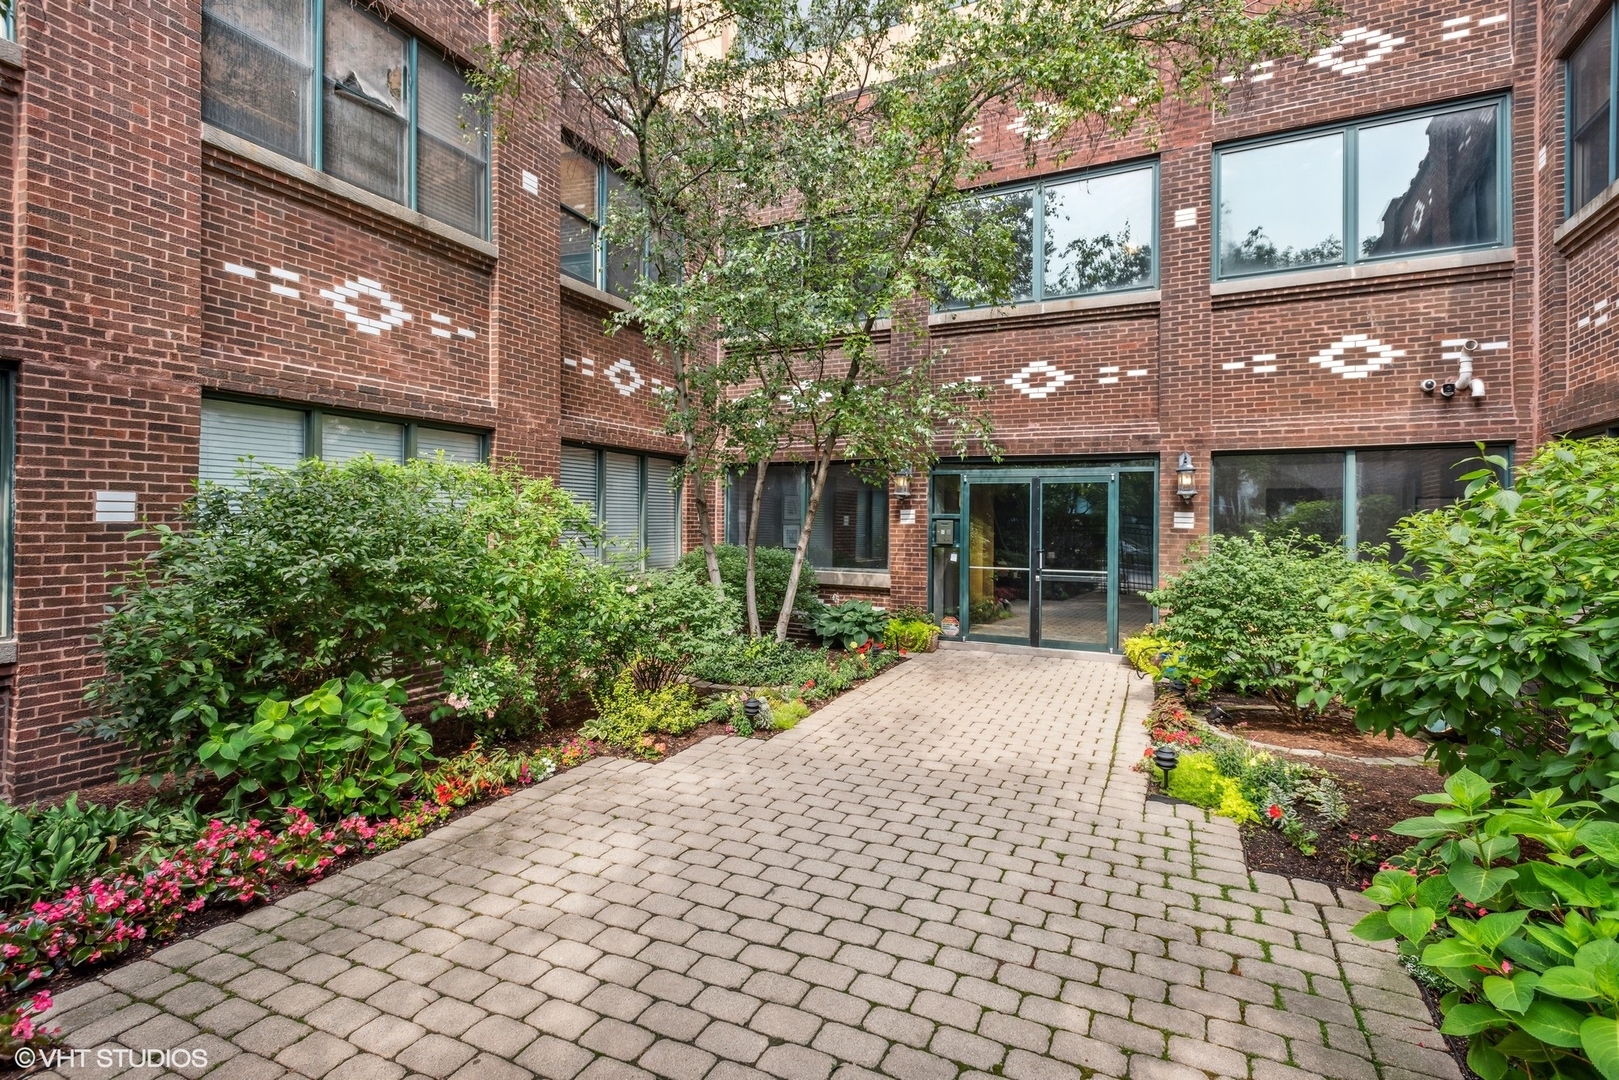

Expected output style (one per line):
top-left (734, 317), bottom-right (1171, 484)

top-left (893, 467), bottom-right (913, 500)
top-left (1175, 452), bottom-right (1198, 502)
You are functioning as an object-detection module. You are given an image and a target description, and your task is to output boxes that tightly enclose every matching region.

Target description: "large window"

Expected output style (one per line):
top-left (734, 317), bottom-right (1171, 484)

top-left (560, 445), bottom-right (681, 569)
top-left (200, 397), bottom-right (487, 487)
top-left (725, 463), bottom-right (889, 571)
top-left (560, 147), bottom-right (649, 298)
top-left (1216, 99), bottom-right (1506, 278)
top-left (1213, 445), bottom-right (1509, 558)
top-left (1569, 8), bottom-right (1617, 213)
top-left (943, 163), bottom-right (1156, 307)
top-left (201, 0), bottom-right (490, 238)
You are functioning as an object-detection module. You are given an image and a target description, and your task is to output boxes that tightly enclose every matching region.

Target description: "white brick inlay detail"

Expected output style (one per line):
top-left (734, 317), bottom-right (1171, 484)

top-left (1309, 334), bottom-right (1406, 379)
top-left (1173, 208), bottom-right (1197, 229)
top-left (225, 259), bottom-right (477, 345)
top-left (605, 358), bottom-right (645, 397)
top-left (1308, 26), bottom-right (1407, 75)
top-left (1006, 360), bottom-right (1073, 399)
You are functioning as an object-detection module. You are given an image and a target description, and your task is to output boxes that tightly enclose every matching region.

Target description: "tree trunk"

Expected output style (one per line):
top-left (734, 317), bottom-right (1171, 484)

top-left (745, 461), bottom-right (769, 637)
top-left (774, 444), bottom-right (835, 642)
top-left (669, 344), bottom-right (724, 594)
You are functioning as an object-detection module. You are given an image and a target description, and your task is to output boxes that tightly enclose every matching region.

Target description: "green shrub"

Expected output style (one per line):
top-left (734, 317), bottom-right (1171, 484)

top-left (1351, 768), bottom-right (1619, 1080)
top-left (583, 671), bottom-right (705, 748)
top-left (198, 675), bottom-right (431, 819)
top-left (884, 615), bottom-right (939, 652)
top-left (1303, 439), bottom-right (1619, 806)
top-left (676, 544), bottom-right (819, 622)
top-left (687, 636), bottom-right (816, 686)
top-left (86, 458), bottom-right (608, 776)
top-left (1145, 532), bottom-right (1366, 706)
top-left (771, 700), bottom-right (811, 730)
top-left (809, 600), bottom-right (889, 649)
top-left (0, 797), bottom-right (143, 910)
top-left (615, 570), bottom-right (742, 688)
top-left (1154, 753), bottom-right (1259, 824)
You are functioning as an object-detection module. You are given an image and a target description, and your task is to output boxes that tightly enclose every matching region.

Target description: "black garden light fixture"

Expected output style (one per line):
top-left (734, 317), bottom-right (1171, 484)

top-left (1175, 452), bottom-right (1198, 502)
top-left (743, 697), bottom-right (770, 730)
top-left (1153, 744), bottom-right (1180, 791)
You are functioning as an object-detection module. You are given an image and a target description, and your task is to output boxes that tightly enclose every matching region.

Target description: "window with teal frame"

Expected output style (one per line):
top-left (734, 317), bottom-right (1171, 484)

top-left (560, 145), bottom-right (653, 298)
top-left (1568, 6), bottom-right (1617, 214)
top-left (1214, 96), bottom-right (1509, 279)
top-left (940, 160), bottom-right (1157, 308)
top-left (200, 0), bottom-right (491, 238)
top-left (0, 367), bottom-right (12, 640)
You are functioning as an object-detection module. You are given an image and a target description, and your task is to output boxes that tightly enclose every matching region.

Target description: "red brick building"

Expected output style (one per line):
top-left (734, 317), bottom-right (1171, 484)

top-left (0, 0), bottom-right (1613, 797)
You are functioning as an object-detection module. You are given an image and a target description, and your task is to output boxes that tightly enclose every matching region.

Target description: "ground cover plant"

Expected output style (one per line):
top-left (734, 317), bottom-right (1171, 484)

top-left (885, 609), bottom-right (941, 652)
top-left (809, 599), bottom-right (890, 649)
top-left (1302, 439), bottom-right (1619, 808)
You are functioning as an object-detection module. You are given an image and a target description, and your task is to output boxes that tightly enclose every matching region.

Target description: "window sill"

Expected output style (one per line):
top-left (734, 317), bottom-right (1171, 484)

top-left (926, 289), bottom-right (1161, 328)
top-left (560, 273), bottom-right (633, 313)
top-left (815, 569), bottom-right (891, 589)
top-left (1209, 248), bottom-right (1514, 296)
top-left (0, 39), bottom-right (22, 71)
top-left (1555, 177), bottom-right (1619, 253)
top-left (201, 124), bottom-right (499, 259)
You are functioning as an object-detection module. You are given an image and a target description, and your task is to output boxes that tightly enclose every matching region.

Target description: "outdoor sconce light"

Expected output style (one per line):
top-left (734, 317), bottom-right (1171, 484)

top-left (1175, 452), bottom-right (1198, 502)
top-left (1153, 744), bottom-right (1179, 790)
top-left (893, 467), bottom-right (913, 500)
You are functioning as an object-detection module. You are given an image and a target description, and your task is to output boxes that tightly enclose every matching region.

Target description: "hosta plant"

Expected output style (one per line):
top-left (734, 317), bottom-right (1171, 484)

top-left (1353, 768), bottom-right (1619, 1080)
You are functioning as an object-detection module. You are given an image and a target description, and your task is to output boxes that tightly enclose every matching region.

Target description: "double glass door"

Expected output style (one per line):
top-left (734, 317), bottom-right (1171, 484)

top-left (958, 472), bottom-right (1144, 651)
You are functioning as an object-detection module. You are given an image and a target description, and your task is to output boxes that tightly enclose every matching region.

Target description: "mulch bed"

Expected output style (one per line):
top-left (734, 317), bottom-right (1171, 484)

top-left (1206, 692), bottom-right (1429, 759)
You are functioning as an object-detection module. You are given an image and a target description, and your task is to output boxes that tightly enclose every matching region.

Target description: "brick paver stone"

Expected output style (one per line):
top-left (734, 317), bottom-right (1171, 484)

top-left (40, 651), bottom-right (1456, 1079)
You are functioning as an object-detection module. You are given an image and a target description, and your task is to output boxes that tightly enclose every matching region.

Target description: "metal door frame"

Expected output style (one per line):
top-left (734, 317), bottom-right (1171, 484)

top-left (959, 468), bottom-right (1121, 652)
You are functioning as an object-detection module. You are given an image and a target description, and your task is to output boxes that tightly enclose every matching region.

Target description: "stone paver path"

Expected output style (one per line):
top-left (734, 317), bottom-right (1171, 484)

top-left (40, 651), bottom-right (1459, 1080)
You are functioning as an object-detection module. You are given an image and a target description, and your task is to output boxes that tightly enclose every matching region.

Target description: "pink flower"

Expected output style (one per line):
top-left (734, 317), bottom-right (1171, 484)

top-left (12, 1016), bottom-right (34, 1040)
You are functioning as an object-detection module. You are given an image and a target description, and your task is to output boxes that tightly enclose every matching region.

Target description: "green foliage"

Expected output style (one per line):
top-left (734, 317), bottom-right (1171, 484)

top-left (809, 600), bottom-right (889, 649)
top-left (884, 615), bottom-right (939, 652)
top-left (0, 797), bottom-right (144, 910)
top-left (677, 545), bottom-right (819, 623)
top-left (615, 569), bottom-right (743, 688)
top-left (1122, 626), bottom-right (1207, 682)
top-left (1154, 753), bottom-right (1259, 824)
top-left (1350, 768), bottom-right (1619, 1080)
top-left (1302, 440), bottom-right (1619, 807)
top-left (583, 671), bottom-right (705, 749)
top-left (687, 635), bottom-right (817, 686)
top-left (198, 675), bottom-right (431, 819)
top-left (1145, 533), bottom-right (1367, 706)
top-left (771, 700), bottom-right (811, 730)
top-left (87, 457), bottom-right (610, 777)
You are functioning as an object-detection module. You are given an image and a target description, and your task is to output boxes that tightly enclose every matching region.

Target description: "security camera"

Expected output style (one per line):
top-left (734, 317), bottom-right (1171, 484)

top-left (1440, 382), bottom-right (1457, 398)
top-left (1420, 379), bottom-right (1437, 394)
top-left (1461, 339), bottom-right (1480, 353)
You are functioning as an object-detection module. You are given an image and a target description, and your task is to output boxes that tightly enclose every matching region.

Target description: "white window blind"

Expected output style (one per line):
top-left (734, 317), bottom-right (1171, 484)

top-left (416, 427), bottom-right (483, 463)
top-left (200, 398), bottom-right (306, 486)
top-left (645, 457), bottom-right (680, 569)
top-left (602, 452), bottom-right (643, 556)
top-left (323, 415), bottom-right (406, 463)
top-left (560, 445), bottom-right (600, 556)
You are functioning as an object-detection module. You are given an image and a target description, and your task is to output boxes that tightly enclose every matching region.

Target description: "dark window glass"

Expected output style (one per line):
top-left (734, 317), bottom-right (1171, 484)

top-left (604, 171), bottom-right (645, 298)
top-left (1359, 105), bottom-right (1499, 257)
top-left (726, 466), bottom-right (804, 549)
top-left (202, 0), bottom-right (312, 161)
top-left (1118, 470), bottom-right (1155, 634)
top-left (1570, 11), bottom-right (1615, 211)
top-left (416, 52), bottom-right (488, 235)
top-left (727, 464), bottom-right (888, 570)
top-left (323, 0), bottom-right (408, 203)
top-left (1213, 452), bottom-right (1345, 544)
top-left (561, 211), bottom-right (596, 283)
top-left (932, 473), bottom-right (961, 515)
top-left (1218, 133), bottom-right (1345, 276)
top-left (1356, 445), bottom-right (1507, 559)
top-left (561, 149), bottom-right (600, 220)
top-left (1043, 168), bottom-right (1154, 296)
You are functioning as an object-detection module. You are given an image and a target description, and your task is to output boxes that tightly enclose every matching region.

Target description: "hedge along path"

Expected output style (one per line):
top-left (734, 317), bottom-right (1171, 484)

top-left (35, 651), bottom-right (1458, 1080)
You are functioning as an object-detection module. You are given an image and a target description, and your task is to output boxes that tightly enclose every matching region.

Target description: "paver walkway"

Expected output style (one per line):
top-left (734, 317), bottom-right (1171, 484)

top-left (38, 650), bottom-right (1459, 1080)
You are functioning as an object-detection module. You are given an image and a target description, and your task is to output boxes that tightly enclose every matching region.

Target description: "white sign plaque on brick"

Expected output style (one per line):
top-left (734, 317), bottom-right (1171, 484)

top-left (95, 491), bottom-right (138, 523)
top-left (1172, 511), bottom-right (1196, 530)
top-left (898, 509), bottom-right (917, 525)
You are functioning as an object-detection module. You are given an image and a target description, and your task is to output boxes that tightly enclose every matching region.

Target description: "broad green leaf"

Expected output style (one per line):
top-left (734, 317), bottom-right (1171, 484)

top-left (1481, 971), bottom-right (1538, 1014)
top-left (1581, 822), bottom-right (1619, 866)
top-left (1450, 863), bottom-right (1518, 904)
top-left (1475, 910), bottom-right (1530, 951)
top-left (1444, 768), bottom-right (1493, 809)
top-left (1518, 999), bottom-right (1587, 1048)
top-left (1422, 938), bottom-right (1493, 971)
top-left (1537, 966), bottom-right (1601, 1001)
top-left (1351, 911), bottom-right (1397, 942)
top-left (1390, 816), bottom-right (1458, 838)
top-left (1389, 906), bottom-right (1436, 943)
top-left (1582, 1015), bottom-right (1619, 1080)
top-left (1442, 1002), bottom-right (1508, 1035)
top-left (1467, 1038), bottom-right (1508, 1080)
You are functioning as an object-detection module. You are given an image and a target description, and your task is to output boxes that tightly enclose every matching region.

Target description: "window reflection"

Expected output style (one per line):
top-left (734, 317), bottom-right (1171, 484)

top-left (1218, 133), bottom-right (1344, 276)
top-left (1359, 105), bottom-right (1498, 257)
top-left (1213, 452), bottom-right (1345, 545)
top-left (1570, 11), bottom-right (1615, 212)
top-left (1043, 169), bottom-right (1154, 296)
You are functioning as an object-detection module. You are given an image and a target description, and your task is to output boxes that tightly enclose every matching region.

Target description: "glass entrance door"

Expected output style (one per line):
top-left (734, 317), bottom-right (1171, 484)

top-left (966, 482), bottom-right (1032, 645)
top-left (1038, 480), bottom-right (1113, 649)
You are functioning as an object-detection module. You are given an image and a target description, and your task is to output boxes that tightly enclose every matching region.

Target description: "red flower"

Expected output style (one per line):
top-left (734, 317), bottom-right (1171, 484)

top-left (1266, 805), bottom-right (1283, 820)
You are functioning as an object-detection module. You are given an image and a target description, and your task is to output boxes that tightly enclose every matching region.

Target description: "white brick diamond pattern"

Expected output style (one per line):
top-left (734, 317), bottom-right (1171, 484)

top-left (1006, 359), bottom-right (1074, 399)
top-left (605, 358), bottom-right (646, 397)
top-left (1308, 26), bottom-right (1407, 74)
top-left (1310, 334), bottom-right (1406, 379)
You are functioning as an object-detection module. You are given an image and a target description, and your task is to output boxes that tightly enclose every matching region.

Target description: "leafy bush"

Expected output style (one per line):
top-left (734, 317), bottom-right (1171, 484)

top-left (687, 635), bottom-right (813, 686)
top-left (87, 458), bottom-right (610, 777)
top-left (198, 675), bottom-right (431, 819)
top-left (615, 570), bottom-right (742, 688)
top-left (885, 615), bottom-right (939, 652)
top-left (676, 544), bottom-right (819, 622)
top-left (1352, 768), bottom-right (1619, 1080)
top-left (0, 798), bottom-right (143, 910)
top-left (809, 600), bottom-right (889, 649)
top-left (1145, 532), bottom-right (1366, 706)
top-left (1153, 753), bottom-right (1259, 823)
top-left (583, 671), bottom-right (705, 749)
top-left (1303, 439), bottom-right (1619, 805)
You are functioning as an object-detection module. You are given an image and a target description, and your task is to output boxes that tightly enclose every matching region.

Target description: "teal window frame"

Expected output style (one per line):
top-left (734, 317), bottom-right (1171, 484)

top-left (201, 0), bottom-right (492, 239)
top-left (723, 462), bottom-right (891, 572)
top-left (559, 146), bottom-right (651, 298)
top-left (200, 392), bottom-right (489, 482)
top-left (0, 366), bottom-right (13, 640)
top-left (1567, 5), bottom-right (1619, 215)
top-left (561, 443), bottom-right (683, 570)
top-left (942, 159), bottom-right (1159, 309)
top-left (1212, 95), bottom-right (1512, 280)
top-left (1210, 444), bottom-right (1513, 554)
top-left (2, 6), bottom-right (14, 41)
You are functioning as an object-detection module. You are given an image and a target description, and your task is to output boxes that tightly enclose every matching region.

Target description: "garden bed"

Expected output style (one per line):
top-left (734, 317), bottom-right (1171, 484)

top-left (1203, 692), bottom-right (1428, 760)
